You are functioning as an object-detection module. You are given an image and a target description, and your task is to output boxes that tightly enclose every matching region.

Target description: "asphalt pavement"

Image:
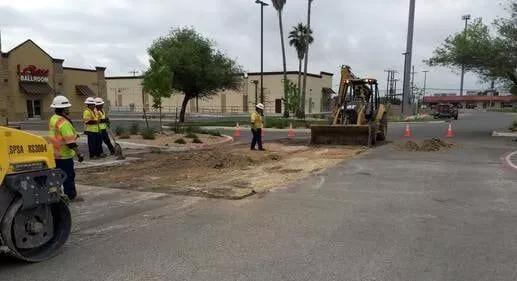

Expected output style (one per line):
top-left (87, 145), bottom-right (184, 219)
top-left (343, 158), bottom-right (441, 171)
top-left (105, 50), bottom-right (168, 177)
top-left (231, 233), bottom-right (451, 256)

top-left (1, 111), bottom-right (517, 281)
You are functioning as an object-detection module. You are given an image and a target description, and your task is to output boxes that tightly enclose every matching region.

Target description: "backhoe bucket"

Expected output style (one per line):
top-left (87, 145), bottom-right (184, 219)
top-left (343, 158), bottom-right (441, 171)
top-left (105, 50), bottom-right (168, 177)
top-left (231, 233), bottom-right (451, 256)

top-left (310, 125), bottom-right (377, 146)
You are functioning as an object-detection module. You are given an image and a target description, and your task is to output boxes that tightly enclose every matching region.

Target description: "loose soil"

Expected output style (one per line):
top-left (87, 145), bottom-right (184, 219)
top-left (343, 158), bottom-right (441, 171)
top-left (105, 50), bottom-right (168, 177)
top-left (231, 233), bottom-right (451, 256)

top-left (76, 141), bottom-right (365, 199)
top-left (118, 132), bottom-right (225, 147)
top-left (396, 138), bottom-right (455, 152)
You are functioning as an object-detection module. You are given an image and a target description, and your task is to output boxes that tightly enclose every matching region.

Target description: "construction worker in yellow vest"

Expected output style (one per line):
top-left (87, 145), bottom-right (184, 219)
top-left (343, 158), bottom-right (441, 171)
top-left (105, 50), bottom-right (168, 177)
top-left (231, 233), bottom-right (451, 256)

top-left (250, 103), bottom-right (265, 151)
top-left (83, 97), bottom-right (103, 159)
top-left (48, 95), bottom-right (84, 201)
top-left (94, 97), bottom-right (115, 155)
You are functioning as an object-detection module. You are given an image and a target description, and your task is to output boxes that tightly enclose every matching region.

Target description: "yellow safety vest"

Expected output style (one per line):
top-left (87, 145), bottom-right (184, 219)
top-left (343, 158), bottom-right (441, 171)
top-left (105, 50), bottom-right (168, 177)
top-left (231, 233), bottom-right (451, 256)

top-left (250, 111), bottom-right (263, 129)
top-left (97, 109), bottom-right (108, 130)
top-left (48, 114), bottom-right (78, 159)
top-left (83, 108), bottom-right (99, 133)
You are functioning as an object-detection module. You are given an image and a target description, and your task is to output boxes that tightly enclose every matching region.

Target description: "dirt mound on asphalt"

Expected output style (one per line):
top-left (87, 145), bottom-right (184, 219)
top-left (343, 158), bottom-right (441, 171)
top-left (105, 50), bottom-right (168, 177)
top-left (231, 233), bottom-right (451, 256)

top-left (397, 138), bottom-right (455, 152)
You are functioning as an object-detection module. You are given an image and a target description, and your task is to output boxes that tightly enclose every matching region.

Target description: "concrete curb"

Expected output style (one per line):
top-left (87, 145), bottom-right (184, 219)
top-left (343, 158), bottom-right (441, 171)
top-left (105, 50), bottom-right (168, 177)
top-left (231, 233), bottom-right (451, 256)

top-left (389, 120), bottom-right (446, 125)
top-left (115, 135), bottom-right (234, 152)
top-left (492, 131), bottom-right (517, 137)
top-left (200, 126), bottom-right (311, 133)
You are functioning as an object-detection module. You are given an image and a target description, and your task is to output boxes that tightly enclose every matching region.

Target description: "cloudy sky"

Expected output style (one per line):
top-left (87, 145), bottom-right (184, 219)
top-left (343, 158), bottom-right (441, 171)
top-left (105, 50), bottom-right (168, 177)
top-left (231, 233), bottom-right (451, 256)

top-left (0, 0), bottom-right (509, 93)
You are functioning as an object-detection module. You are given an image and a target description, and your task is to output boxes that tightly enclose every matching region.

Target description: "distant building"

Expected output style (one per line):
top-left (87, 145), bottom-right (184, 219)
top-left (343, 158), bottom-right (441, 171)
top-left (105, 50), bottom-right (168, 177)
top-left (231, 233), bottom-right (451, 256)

top-left (0, 40), bottom-right (107, 122)
top-left (106, 71), bottom-right (334, 115)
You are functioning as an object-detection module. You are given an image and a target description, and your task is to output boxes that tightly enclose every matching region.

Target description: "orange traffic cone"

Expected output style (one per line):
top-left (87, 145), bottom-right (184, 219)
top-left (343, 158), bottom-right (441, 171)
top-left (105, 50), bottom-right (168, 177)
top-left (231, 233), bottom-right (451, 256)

top-left (445, 123), bottom-right (455, 138)
top-left (233, 123), bottom-right (241, 137)
top-left (403, 124), bottom-right (412, 137)
top-left (288, 123), bottom-right (296, 138)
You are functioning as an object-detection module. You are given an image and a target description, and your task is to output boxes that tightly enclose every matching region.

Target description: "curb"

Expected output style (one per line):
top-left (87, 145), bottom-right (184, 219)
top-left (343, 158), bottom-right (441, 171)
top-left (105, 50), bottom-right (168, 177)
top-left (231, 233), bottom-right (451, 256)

top-left (200, 126), bottom-right (311, 133)
top-left (493, 131), bottom-right (517, 137)
top-left (116, 135), bottom-right (234, 152)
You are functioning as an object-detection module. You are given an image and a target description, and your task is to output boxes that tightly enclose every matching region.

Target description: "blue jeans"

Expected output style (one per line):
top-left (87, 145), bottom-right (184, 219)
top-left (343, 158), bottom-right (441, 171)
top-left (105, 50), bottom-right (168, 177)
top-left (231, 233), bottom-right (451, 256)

top-left (55, 158), bottom-right (77, 200)
top-left (85, 131), bottom-right (101, 157)
top-left (251, 128), bottom-right (263, 150)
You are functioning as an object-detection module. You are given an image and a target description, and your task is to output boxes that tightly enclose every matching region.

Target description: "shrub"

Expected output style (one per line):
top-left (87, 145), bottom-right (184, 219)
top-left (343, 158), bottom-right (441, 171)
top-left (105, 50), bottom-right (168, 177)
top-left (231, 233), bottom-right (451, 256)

top-left (119, 133), bottom-right (131, 139)
top-left (185, 132), bottom-right (198, 139)
top-left (114, 126), bottom-right (125, 136)
top-left (208, 131), bottom-right (222, 137)
top-left (192, 137), bottom-right (203, 144)
top-left (174, 138), bottom-right (187, 144)
top-left (129, 122), bottom-right (139, 135)
top-left (140, 128), bottom-right (156, 140)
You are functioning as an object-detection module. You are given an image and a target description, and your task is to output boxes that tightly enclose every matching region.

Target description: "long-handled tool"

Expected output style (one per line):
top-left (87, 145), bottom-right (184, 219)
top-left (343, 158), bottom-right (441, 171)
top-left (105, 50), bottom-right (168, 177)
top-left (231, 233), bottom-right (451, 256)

top-left (107, 128), bottom-right (125, 160)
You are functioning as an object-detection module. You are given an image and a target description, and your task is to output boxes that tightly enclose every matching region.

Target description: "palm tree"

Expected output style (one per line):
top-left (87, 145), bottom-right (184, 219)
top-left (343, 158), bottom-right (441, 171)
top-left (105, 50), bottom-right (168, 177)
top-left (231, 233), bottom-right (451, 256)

top-left (289, 23), bottom-right (313, 116)
top-left (301, 0), bottom-right (314, 118)
top-left (271, 0), bottom-right (289, 117)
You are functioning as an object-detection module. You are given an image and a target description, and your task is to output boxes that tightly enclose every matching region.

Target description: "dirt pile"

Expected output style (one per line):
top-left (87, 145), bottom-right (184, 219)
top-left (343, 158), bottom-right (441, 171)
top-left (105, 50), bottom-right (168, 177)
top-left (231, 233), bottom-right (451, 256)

top-left (76, 142), bottom-right (364, 199)
top-left (397, 138), bottom-right (455, 152)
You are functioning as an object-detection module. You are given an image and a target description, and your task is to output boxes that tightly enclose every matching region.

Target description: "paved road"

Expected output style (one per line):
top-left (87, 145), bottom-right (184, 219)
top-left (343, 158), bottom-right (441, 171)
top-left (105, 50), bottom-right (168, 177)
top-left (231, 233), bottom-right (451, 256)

top-left (1, 111), bottom-right (517, 280)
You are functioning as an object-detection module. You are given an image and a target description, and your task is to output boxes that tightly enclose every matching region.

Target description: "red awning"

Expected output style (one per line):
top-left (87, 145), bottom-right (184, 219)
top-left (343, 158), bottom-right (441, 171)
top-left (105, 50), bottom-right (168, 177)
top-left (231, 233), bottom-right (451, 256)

top-left (76, 85), bottom-right (95, 97)
top-left (19, 81), bottom-right (53, 95)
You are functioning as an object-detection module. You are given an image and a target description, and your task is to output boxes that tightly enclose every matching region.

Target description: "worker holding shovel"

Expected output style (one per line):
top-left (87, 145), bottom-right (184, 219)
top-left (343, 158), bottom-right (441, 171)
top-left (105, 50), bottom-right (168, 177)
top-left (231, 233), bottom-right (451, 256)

top-left (94, 97), bottom-right (115, 155)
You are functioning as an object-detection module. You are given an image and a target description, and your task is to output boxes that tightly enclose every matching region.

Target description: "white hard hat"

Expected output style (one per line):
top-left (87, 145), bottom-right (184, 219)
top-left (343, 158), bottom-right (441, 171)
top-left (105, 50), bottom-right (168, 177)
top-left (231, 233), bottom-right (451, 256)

top-left (94, 97), bottom-right (104, 105)
top-left (51, 95), bottom-right (72, 108)
top-left (84, 97), bottom-right (96, 105)
top-left (256, 103), bottom-right (265, 110)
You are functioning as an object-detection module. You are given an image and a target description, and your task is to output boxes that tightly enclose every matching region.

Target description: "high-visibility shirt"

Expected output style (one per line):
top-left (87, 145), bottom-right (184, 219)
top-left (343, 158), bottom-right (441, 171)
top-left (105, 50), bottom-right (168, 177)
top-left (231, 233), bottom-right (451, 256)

top-left (48, 114), bottom-right (78, 159)
top-left (97, 109), bottom-right (108, 130)
top-left (83, 108), bottom-right (99, 133)
top-left (250, 111), bottom-right (263, 129)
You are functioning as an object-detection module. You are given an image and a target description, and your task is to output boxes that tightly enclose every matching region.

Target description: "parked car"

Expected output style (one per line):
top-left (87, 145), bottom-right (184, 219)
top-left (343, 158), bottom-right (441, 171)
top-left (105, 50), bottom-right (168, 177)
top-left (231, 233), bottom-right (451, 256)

top-left (433, 103), bottom-right (459, 120)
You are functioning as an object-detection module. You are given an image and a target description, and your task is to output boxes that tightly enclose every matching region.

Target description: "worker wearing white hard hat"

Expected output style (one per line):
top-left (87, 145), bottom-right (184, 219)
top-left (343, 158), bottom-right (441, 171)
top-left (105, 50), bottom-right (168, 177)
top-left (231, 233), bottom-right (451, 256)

top-left (83, 97), bottom-right (102, 159)
top-left (94, 97), bottom-right (115, 155)
top-left (48, 96), bottom-right (84, 201)
top-left (250, 103), bottom-right (265, 151)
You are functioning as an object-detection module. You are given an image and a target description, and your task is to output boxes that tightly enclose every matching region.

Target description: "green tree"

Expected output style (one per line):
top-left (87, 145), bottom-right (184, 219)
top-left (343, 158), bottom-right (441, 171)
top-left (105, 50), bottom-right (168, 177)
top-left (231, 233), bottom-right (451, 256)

top-left (272, 0), bottom-right (289, 118)
top-left (142, 60), bottom-right (172, 131)
top-left (288, 23), bottom-right (313, 116)
top-left (284, 79), bottom-right (300, 114)
top-left (427, 4), bottom-right (517, 95)
top-left (147, 27), bottom-right (243, 122)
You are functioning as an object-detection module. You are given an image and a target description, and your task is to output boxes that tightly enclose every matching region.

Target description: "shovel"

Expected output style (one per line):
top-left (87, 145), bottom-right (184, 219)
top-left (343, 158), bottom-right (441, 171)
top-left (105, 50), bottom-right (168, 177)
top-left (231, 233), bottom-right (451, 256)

top-left (107, 128), bottom-right (125, 160)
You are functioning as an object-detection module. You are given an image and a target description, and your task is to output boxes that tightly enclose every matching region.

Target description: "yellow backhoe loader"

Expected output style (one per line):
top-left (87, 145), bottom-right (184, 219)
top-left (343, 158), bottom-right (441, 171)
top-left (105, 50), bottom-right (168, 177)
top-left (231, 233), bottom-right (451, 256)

top-left (311, 65), bottom-right (388, 146)
top-left (0, 126), bottom-right (71, 262)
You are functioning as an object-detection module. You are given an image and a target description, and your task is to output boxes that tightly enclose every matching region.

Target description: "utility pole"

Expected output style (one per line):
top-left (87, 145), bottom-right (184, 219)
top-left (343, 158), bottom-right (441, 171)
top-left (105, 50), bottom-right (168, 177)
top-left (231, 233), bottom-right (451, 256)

top-left (422, 70), bottom-right (429, 98)
top-left (460, 14), bottom-right (471, 96)
top-left (402, 0), bottom-right (416, 114)
top-left (255, 0), bottom-right (269, 104)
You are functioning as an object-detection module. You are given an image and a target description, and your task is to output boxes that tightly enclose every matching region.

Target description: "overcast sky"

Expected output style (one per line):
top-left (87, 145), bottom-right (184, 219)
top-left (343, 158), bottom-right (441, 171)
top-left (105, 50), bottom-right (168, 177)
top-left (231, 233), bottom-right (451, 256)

top-left (0, 0), bottom-right (509, 93)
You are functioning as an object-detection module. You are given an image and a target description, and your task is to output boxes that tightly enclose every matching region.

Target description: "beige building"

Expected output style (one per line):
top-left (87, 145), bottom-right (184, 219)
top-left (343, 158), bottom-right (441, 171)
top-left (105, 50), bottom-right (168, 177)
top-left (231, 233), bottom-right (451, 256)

top-left (0, 40), bottom-right (107, 122)
top-left (106, 71), bottom-right (334, 115)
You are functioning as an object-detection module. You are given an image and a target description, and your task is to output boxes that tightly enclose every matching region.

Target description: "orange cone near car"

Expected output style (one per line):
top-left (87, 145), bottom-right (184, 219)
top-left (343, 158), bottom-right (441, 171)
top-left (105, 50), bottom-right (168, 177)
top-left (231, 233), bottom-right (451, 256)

top-left (403, 124), bottom-right (412, 137)
top-left (445, 122), bottom-right (455, 138)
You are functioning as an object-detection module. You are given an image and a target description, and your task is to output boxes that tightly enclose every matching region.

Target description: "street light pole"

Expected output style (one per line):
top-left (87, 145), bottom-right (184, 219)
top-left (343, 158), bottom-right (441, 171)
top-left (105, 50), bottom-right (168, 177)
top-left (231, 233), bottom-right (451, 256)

top-left (402, 0), bottom-right (416, 115)
top-left (255, 0), bottom-right (269, 104)
top-left (252, 80), bottom-right (259, 105)
top-left (460, 14), bottom-right (471, 97)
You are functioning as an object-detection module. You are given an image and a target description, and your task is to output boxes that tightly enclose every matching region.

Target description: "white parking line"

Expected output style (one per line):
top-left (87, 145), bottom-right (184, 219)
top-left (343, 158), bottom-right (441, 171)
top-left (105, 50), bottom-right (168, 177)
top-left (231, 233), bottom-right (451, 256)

top-left (505, 151), bottom-right (517, 170)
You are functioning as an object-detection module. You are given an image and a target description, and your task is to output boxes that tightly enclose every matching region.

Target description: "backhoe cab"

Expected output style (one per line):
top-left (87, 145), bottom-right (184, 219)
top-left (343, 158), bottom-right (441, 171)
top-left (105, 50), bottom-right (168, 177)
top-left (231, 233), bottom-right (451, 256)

top-left (311, 65), bottom-right (388, 146)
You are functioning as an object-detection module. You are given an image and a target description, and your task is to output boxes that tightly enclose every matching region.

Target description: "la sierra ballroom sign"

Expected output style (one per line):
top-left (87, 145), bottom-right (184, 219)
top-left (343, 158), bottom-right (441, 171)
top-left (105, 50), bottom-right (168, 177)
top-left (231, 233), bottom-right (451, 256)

top-left (17, 65), bottom-right (50, 83)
